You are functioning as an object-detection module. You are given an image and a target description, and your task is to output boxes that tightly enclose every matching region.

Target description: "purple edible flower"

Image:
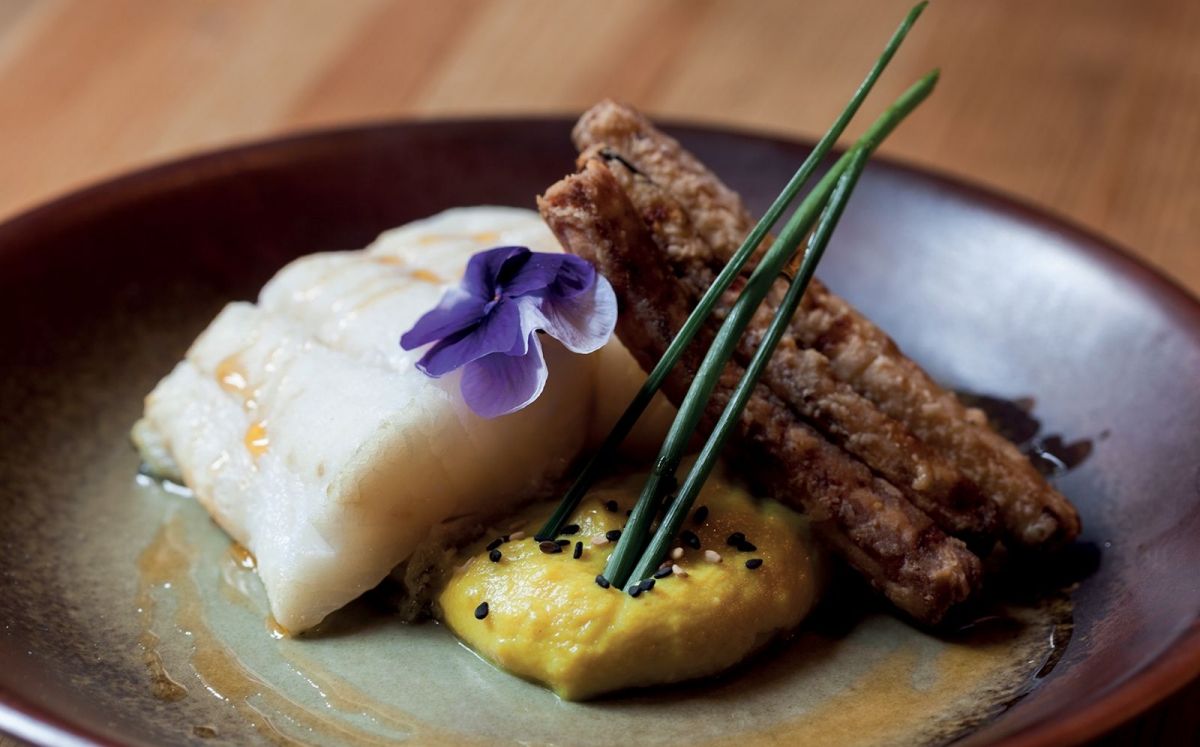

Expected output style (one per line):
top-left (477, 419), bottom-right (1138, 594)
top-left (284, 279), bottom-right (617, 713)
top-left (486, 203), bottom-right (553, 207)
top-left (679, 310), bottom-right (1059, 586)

top-left (400, 246), bottom-right (616, 418)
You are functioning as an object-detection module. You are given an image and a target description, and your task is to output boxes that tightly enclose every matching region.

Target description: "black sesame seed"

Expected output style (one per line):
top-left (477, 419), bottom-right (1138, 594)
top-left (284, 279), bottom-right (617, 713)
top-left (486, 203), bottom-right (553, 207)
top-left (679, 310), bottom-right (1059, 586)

top-left (681, 529), bottom-right (701, 549)
top-left (692, 505), bottom-right (710, 524)
top-left (626, 509), bottom-right (633, 517)
top-left (556, 538), bottom-right (571, 546)
top-left (539, 540), bottom-right (563, 554)
top-left (604, 500), bottom-right (619, 512)
top-left (726, 532), bottom-right (746, 547)
top-left (745, 558), bottom-right (764, 570)
top-left (737, 540), bottom-right (758, 553)
top-left (628, 585), bottom-right (643, 598)
top-left (573, 541), bottom-right (583, 559)
top-left (606, 529), bottom-right (622, 542)
top-left (638, 578), bottom-right (656, 592)
top-left (474, 602), bottom-right (489, 619)
top-left (488, 549), bottom-right (502, 562)
top-left (561, 523), bottom-right (580, 535)
top-left (654, 566), bottom-right (672, 579)
top-left (595, 574), bottom-right (611, 589)
top-left (486, 537), bottom-right (504, 551)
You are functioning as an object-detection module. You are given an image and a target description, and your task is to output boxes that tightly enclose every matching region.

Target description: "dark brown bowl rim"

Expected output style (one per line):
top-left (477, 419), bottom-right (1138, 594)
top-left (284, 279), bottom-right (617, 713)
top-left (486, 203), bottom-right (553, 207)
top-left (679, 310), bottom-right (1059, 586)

top-left (0, 115), bottom-right (1197, 747)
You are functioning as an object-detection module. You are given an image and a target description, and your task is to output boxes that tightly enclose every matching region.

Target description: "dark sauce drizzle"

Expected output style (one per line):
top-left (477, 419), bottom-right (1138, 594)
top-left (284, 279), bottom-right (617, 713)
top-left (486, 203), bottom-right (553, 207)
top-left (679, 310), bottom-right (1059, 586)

top-left (946, 389), bottom-right (1104, 687)
top-left (954, 391), bottom-right (1095, 477)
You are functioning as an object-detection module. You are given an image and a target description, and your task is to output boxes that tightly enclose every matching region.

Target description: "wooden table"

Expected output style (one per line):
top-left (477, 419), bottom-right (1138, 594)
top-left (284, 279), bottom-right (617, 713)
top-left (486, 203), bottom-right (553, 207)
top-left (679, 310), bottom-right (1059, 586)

top-left (0, 1), bottom-right (1196, 745)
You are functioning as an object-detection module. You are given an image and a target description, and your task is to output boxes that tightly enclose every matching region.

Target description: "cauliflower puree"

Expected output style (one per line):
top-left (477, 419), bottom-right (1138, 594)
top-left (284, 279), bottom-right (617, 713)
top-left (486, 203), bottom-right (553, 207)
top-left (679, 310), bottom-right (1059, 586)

top-left (437, 463), bottom-right (826, 700)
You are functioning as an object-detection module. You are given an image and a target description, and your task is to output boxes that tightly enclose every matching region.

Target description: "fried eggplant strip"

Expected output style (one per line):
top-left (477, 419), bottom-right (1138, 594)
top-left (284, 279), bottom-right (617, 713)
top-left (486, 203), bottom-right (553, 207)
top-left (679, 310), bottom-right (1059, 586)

top-left (538, 160), bottom-right (981, 625)
top-left (789, 284), bottom-right (1080, 547)
top-left (573, 103), bottom-right (755, 260)
top-left (573, 100), bottom-right (1080, 548)
top-left (586, 147), bottom-right (996, 540)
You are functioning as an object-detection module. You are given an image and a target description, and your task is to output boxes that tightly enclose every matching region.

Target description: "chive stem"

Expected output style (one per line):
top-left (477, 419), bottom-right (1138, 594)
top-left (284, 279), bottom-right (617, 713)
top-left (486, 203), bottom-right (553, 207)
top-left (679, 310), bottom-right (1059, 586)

top-left (626, 149), bottom-right (871, 586)
top-left (535, 1), bottom-right (930, 541)
top-left (607, 71), bottom-right (937, 589)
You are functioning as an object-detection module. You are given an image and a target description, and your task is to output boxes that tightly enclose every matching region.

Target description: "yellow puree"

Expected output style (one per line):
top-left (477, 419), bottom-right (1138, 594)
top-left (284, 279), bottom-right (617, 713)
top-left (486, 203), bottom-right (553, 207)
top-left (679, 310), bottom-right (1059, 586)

top-left (436, 465), bottom-right (825, 700)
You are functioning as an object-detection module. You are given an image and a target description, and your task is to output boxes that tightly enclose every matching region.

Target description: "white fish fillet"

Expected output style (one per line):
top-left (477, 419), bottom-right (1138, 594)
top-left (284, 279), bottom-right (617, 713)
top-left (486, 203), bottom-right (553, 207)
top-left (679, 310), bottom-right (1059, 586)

top-left (135, 207), bottom-right (671, 632)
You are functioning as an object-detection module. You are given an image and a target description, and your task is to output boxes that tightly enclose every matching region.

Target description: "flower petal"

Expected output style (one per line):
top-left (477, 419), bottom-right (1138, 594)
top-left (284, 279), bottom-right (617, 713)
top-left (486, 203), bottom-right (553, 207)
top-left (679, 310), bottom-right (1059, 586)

top-left (548, 253), bottom-right (597, 300)
top-left (415, 297), bottom-right (523, 376)
top-left (537, 273), bottom-right (617, 354)
top-left (402, 246), bottom-right (612, 417)
top-left (399, 287), bottom-right (488, 350)
top-left (460, 337), bottom-right (548, 418)
top-left (503, 252), bottom-right (596, 300)
top-left (463, 246), bottom-right (530, 299)
top-left (502, 253), bottom-right (568, 297)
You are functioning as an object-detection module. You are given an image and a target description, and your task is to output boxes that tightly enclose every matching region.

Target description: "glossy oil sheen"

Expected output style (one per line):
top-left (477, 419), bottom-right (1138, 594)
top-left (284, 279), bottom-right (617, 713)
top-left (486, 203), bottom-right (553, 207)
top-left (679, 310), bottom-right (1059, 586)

top-left (1, 119), bottom-right (1199, 746)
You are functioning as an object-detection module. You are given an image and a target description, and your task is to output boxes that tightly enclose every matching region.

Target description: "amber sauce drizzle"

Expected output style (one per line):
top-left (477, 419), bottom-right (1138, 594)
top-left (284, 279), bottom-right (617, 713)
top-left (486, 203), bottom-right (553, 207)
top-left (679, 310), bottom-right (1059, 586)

top-left (347, 272), bottom-right (424, 314)
top-left (215, 353), bottom-right (263, 412)
top-left (275, 642), bottom-right (423, 735)
top-left (135, 534), bottom-right (190, 702)
top-left (216, 356), bottom-right (249, 398)
top-left (244, 421), bottom-right (270, 461)
top-left (229, 543), bottom-right (256, 570)
top-left (215, 354), bottom-right (272, 462)
top-left (137, 517), bottom-right (295, 743)
top-left (416, 231), bottom-right (501, 246)
top-left (134, 513), bottom-right (474, 745)
top-left (726, 637), bottom-right (1021, 746)
top-left (135, 515), bottom-right (444, 745)
top-left (339, 262), bottom-right (445, 316)
top-left (410, 268), bottom-right (441, 284)
top-left (349, 284), bottom-right (404, 313)
top-left (322, 264), bottom-right (438, 336)
top-left (212, 551), bottom-right (426, 733)
top-left (293, 258), bottom-right (370, 305)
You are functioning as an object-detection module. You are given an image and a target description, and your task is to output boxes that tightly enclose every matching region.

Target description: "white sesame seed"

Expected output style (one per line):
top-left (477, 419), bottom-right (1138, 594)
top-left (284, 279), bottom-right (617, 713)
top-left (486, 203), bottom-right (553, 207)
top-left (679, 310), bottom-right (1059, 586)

top-left (670, 547), bottom-right (684, 560)
top-left (671, 564), bottom-right (688, 577)
top-left (704, 550), bottom-right (722, 563)
top-left (591, 534), bottom-right (610, 546)
top-left (508, 530), bottom-right (526, 541)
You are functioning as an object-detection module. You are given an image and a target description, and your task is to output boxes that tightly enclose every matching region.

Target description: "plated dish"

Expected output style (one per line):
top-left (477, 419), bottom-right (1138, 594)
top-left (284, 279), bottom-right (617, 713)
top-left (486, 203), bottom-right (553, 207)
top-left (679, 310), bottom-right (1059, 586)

top-left (128, 42), bottom-right (1090, 705)
top-left (3, 19), bottom-right (1200, 747)
top-left (2, 118), bottom-right (1199, 747)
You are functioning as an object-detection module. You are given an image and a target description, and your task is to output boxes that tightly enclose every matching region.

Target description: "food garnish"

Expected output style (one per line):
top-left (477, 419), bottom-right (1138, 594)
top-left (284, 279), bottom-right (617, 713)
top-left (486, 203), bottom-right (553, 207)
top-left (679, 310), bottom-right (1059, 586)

top-left (400, 245), bottom-right (616, 417)
top-left (537, 2), bottom-right (933, 594)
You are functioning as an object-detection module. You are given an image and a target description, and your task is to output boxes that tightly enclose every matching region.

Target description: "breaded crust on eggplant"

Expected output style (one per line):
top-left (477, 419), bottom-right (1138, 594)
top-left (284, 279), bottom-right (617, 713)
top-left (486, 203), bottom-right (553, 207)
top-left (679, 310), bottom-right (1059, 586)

top-left (539, 161), bottom-right (981, 625)
top-left (571, 99), bottom-right (1080, 550)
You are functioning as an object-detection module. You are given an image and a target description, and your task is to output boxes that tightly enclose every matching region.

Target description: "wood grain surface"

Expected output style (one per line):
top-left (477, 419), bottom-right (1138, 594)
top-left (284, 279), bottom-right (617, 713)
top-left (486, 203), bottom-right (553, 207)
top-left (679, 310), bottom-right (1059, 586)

top-left (0, 1), bottom-right (1197, 746)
